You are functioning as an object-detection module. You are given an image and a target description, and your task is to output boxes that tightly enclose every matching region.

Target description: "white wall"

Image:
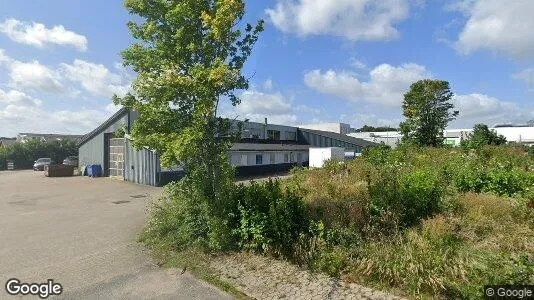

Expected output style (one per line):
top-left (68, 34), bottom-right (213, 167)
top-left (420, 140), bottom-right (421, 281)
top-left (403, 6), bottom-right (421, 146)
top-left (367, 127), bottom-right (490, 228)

top-left (309, 147), bottom-right (345, 168)
top-left (229, 150), bottom-right (308, 166)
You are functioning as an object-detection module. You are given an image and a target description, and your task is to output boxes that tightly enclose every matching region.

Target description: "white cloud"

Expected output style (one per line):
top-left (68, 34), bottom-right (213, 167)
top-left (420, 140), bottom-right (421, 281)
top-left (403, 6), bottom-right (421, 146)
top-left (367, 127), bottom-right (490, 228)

top-left (350, 58), bottom-right (367, 70)
top-left (266, 0), bottom-right (411, 41)
top-left (9, 60), bottom-right (63, 92)
top-left (0, 104), bottom-right (114, 136)
top-left (0, 49), bottom-right (64, 93)
top-left (451, 93), bottom-right (531, 127)
top-left (0, 18), bottom-right (87, 51)
top-left (0, 49), bottom-right (9, 63)
top-left (263, 78), bottom-right (274, 90)
top-left (512, 68), bottom-right (534, 89)
top-left (227, 90), bottom-right (298, 125)
top-left (221, 86), bottom-right (322, 125)
top-left (304, 63), bottom-right (430, 107)
top-left (0, 89), bottom-right (42, 107)
top-left (452, 0), bottom-right (534, 59)
top-left (60, 59), bottom-right (130, 98)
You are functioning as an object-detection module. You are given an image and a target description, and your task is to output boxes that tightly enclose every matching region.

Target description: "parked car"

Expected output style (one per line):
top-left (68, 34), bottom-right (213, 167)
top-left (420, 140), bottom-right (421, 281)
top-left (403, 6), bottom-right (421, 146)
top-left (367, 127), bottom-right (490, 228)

top-left (63, 156), bottom-right (78, 166)
top-left (33, 158), bottom-right (52, 171)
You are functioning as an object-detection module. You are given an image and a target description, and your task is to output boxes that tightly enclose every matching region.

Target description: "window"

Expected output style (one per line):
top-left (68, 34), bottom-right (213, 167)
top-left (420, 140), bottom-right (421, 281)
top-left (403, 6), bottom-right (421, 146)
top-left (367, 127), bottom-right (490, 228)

top-left (285, 131), bottom-right (296, 140)
top-left (269, 153), bottom-right (275, 164)
top-left (240, 154), bottom-right (248, 166)
top-left (284, 153), bottom-right (289, 163)
top-left (256, 154), bottom-right (263, 165)
top-left (267, 130), bottom-right (281, 140)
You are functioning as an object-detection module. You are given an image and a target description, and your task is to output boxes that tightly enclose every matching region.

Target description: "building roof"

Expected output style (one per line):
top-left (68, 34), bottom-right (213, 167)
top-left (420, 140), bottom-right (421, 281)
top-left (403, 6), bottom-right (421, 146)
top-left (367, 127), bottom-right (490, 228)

top-left (78, 107), bottom-right (128, 146)
top-left (297, 128), bottom-right (377, 147)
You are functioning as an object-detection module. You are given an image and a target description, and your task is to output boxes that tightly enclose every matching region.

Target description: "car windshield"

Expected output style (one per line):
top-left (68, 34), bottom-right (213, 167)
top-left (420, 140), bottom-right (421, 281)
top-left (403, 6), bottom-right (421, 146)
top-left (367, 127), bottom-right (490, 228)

top-left (37, 158), bottom-right (51, 162)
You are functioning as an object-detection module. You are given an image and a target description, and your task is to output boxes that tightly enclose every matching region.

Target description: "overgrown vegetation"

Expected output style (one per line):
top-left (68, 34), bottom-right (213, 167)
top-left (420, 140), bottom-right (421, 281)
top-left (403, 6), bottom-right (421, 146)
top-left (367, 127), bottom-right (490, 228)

top-left (142, 145), bottom-right (533, 299)
top-left (0, 139), bottom-right (77, 170)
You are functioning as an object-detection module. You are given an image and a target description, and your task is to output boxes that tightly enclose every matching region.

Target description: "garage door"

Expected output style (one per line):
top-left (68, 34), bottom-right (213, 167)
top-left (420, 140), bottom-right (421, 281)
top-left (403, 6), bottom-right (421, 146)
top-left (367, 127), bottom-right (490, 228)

top-left (109, 138), bottom-right (124, 178)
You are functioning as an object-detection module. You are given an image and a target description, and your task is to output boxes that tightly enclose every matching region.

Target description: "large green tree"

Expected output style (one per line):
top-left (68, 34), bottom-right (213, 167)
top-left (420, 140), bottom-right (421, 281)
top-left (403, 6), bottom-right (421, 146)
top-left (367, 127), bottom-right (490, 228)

top-left (461, 124), bottom-right (507, 148)
top-left (115, 0), bottom-right (263, 204)
top-left (399, 79), bottom-right (459, 147)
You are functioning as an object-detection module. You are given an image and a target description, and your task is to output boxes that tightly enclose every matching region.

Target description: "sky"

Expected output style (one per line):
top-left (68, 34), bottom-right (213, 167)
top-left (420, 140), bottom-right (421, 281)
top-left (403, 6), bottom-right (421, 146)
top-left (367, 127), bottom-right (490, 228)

top-left (1, 0), bottom-right (534, 137)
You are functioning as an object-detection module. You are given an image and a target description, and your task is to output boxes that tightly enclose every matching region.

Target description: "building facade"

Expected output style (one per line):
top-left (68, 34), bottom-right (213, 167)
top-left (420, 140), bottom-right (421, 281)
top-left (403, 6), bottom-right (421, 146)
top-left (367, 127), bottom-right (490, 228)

top-left (348, 125), bottom-right (534, 148)
top-left (78, 109), bottom-right (375, 186)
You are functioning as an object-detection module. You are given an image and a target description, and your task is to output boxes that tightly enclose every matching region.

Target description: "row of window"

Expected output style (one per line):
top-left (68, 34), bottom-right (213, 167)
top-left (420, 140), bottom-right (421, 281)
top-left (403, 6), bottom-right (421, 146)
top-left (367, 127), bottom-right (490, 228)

top-left (303, 132), bottom-right (362, 152)
top-left (244, 129), bottom-right (297, 141)
top-left (235, 152), bottom-right (305, 166)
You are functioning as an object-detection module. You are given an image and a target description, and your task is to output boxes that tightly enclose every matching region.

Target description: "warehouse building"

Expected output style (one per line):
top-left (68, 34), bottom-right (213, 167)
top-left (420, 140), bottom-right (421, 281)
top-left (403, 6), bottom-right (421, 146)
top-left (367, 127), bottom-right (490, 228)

top-left (78, 108), bottom-right (375, 186)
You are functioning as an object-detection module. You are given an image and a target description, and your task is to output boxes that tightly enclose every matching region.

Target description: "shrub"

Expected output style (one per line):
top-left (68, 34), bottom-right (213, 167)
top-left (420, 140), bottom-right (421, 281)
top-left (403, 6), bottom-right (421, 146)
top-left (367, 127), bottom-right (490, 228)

top-left (232, 180), bottom-right (309, 257)
top-left (140, 179), bottom-right (212, 250)
top-left (368, 168), bottom-right (444, 228)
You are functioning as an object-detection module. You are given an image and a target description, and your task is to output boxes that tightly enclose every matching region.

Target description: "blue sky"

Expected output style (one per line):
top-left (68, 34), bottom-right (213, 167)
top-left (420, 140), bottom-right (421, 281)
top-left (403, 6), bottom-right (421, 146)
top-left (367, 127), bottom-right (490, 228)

top-left (1, 0), bottom-right (533, 136)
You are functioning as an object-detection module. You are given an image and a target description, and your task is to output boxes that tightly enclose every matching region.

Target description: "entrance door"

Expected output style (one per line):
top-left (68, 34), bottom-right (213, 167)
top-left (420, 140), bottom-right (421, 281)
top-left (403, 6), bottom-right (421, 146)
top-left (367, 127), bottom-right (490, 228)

top-left (109, 138), bottom-right (125, 178)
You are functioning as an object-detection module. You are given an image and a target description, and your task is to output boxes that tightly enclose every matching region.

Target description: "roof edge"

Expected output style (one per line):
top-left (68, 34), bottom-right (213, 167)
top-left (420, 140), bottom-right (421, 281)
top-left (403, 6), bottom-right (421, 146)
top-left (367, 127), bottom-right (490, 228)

top-left (78, 107), bottom-right (128, 147)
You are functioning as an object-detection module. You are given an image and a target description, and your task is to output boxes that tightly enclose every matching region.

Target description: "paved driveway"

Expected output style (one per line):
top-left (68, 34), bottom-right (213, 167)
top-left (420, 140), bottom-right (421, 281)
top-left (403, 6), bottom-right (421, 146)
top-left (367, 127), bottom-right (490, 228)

top-left (0, 171), bottom-right (230, 299)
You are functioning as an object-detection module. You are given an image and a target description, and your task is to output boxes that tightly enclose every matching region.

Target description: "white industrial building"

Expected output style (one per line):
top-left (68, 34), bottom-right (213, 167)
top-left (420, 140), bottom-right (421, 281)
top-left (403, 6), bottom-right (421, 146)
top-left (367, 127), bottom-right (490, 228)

top-left (307, 122), bottom-right (534, 148)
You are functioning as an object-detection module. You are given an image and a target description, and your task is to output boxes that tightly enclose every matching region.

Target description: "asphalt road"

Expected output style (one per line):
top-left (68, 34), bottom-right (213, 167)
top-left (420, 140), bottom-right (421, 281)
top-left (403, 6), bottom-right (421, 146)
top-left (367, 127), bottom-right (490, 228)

top-left (0, 171), bottom-right (231, 299)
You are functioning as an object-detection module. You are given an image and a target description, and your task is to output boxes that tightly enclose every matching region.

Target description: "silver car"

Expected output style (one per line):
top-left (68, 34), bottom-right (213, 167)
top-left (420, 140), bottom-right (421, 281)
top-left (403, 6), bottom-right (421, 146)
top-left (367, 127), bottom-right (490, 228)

top-left (33, 158), bottom-right (52, 171)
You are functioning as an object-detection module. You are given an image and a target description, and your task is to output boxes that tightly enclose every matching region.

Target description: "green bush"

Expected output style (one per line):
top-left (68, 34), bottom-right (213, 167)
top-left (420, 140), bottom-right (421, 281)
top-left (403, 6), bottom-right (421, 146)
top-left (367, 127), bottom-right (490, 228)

top-left (140, 179), bottom-right (212, 250)
top-left (232, 180), bottom-right (309, 257)
top-left (368, 168), bottom-right (444, 228)
top-left (455, 163), bottom-right (533, 197)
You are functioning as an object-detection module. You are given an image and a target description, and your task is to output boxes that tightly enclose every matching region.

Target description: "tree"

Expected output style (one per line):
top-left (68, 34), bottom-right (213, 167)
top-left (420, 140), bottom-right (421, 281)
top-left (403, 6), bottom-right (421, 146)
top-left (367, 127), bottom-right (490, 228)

top-left (461, 124), bottom-right (507, 149)
top-left (399, 79), bottom-right (459, 147)
top-left (114, 0), bottom-right (264, 207)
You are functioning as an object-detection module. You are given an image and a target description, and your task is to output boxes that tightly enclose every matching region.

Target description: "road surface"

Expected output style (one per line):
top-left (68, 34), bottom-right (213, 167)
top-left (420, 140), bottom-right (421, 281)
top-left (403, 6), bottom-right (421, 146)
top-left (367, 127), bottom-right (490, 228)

top-left (0, 171), bottom-right (230, 299)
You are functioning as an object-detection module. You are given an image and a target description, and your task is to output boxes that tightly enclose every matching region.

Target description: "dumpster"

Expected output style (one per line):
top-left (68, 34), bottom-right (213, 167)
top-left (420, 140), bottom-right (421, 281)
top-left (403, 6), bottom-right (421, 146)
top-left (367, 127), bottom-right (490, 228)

top-left (86, 164), bottom-right (102, 177)
top-left (45, 164), bottom-right (75, 177)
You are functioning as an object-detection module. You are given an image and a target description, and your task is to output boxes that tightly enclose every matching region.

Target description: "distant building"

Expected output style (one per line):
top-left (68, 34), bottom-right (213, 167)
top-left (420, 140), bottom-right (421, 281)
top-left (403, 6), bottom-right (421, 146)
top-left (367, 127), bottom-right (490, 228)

top-left (78, 109), bottom-right (376, 186)
top-left (348, 131), bottom-right (402, 148)
top-left (16, 133), bottom-right (83, 143)
top-left (0, 137), bottom-right (16, 147)
top-left (298, 123), bottom-right (352, 135)
top-left (348, 125), bottom-right (534, 147)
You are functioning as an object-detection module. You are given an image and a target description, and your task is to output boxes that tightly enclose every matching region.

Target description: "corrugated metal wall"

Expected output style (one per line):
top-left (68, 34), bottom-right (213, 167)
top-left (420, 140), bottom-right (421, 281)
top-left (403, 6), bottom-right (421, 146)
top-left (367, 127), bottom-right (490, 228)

top-left (297, 130), bottom-right (362, 152)
top-left (124, 139), bottom-right (160, 186)
top-left (78, 114), bottom-right (129, 169)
